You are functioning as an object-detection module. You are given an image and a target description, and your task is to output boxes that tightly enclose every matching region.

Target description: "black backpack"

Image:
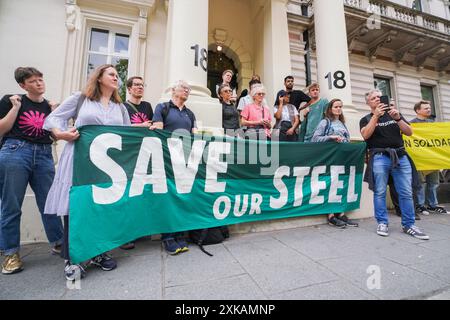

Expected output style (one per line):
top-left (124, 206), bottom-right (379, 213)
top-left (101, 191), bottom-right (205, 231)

top-left (188, 226), bottom-right (230, 256)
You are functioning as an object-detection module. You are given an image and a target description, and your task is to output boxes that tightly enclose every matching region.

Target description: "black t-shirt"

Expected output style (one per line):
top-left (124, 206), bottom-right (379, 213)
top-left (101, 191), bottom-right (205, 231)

top-left (124, 100), bottom-right (154, 124)
top-left (222, 102), bottom-right (240, 130)
top-left (0, 94), bottom-right (53, 144)
top-left (274, 89), bottom-right (311, 109)
top-left (359, 113), bottom-right (408, 155)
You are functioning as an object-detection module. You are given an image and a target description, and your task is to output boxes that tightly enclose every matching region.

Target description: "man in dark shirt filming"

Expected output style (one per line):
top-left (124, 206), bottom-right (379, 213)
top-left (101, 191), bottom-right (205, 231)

top-left (360, 89), bottom-right (429, 240)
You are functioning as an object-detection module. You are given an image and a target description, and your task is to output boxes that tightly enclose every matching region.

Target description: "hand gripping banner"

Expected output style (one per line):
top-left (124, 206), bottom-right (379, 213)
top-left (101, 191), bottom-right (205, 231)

top-left (69, 126), bottom-right (366, 263)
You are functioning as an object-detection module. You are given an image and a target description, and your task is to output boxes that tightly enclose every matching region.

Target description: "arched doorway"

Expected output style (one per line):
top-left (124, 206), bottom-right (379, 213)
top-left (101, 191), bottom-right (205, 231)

top-left (207, 50), bottom-right (238, 98)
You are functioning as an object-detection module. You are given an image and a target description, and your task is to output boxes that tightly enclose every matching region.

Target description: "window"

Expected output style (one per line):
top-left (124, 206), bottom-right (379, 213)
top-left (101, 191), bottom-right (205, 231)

top-left (412, 0), bottom-right (422, 11)
top-left (87, 28), bottom-right (130, 101)
top-left (374, 77), bottom-right (392, 99)
top-left (420, 84), bottom-right (437, 118)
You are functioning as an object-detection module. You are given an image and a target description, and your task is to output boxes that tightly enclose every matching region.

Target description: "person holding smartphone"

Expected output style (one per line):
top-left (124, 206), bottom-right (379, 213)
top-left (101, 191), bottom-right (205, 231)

top-left (360, 89), bottom-right (429, 240)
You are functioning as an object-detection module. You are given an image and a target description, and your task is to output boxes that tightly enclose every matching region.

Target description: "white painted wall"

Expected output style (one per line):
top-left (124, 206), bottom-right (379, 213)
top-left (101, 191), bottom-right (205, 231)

top-left (0, 0), bottom-right (67, 100)
top-left (0, 0), bottom-right (68, 243)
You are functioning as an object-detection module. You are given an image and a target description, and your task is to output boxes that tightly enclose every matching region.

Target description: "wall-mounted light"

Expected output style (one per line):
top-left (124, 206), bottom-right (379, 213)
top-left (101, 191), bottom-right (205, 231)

top-left (217, 45), bottom-right (223, 52)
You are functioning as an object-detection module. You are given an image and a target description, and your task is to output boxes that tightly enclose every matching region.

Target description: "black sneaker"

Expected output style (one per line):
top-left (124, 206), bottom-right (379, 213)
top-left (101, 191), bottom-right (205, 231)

top-left (162, 239), bottom-right (182, 255)
top-left (337, 214), bottom-right (359, 227)
top-left (175, 237), bottom-right (189, 253)
top-left (416, 205), bottom-right (429, 215)
top-left (328, 216), bottom-right (346, 228)
top-left (90, 253), bottom-right (117, 271)
top-left (427, 206), bottom-right (449, 214)
top-left (403, 225), bottom-right (430, 240)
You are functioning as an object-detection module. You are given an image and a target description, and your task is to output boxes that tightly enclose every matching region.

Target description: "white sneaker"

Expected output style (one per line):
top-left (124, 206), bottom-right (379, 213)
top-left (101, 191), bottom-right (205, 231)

top-left (376, 223), bottom-right (389, 237)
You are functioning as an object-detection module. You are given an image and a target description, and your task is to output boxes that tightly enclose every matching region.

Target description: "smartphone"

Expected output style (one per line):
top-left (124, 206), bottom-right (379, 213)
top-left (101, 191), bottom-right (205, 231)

top-left (380, 95), bottom-right (390, 109)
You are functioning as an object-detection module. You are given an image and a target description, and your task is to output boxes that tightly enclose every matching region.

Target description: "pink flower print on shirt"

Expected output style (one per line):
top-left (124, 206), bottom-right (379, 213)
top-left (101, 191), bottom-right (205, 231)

top-left (131, 112), bottom-right (149, 124)
top-left (18, 110), bottom-right (46, 137)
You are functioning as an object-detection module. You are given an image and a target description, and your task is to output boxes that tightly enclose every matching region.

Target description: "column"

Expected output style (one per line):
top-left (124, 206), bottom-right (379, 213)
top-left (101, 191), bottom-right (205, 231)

top-left (314, 0), bottom-right (360, 138)
top-left (162, 0), bottom-right (222, 132)
top-left (263, 0), bottom-right (292, 106)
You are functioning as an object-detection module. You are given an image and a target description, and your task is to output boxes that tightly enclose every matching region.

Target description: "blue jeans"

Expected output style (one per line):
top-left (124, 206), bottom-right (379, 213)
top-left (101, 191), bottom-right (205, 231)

top-left (372, 154), bottom-right (415, 228)
top-left (0, 139), bottom-right (63, 255)
top-left (416, 171), bottom-right (439, 207)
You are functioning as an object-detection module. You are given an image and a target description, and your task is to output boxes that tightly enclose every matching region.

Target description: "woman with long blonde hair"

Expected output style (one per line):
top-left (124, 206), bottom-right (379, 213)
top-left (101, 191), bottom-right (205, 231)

top-left (43, 64), bottom-right (131, 281)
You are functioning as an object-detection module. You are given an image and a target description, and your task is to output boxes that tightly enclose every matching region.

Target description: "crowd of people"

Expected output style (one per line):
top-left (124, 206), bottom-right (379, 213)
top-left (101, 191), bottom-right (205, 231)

top-left (0, 65), bottom-right (448, 282)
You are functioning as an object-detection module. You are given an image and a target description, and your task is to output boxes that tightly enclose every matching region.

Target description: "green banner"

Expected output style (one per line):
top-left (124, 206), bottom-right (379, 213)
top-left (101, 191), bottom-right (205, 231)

top-left (70, 126), bottom-right (366, 263)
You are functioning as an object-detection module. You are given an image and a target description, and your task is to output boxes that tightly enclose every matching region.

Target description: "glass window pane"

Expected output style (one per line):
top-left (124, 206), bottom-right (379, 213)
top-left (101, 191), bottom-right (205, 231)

top-left (421, 85), bottom-right (436, 116)
top-left (114, 33), bottom-right (129, 55)
top-left (89, 28), bottom-right (109, 53)
top-left (374, 77), bottom-right (392, 99)
top-left (87, 54), bottom-right (108, 78)
top-left (112, 57), bottom-right (129, 102)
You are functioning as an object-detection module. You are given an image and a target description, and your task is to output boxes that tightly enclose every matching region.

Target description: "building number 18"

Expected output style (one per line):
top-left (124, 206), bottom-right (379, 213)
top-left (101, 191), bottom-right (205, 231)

top-left (325, 71), bottom-right (346, 90)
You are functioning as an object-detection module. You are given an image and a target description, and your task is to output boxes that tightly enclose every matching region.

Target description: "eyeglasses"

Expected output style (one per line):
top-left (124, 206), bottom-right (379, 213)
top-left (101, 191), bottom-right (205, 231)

top-left (255, 92), bottom-right (265, 96)
top-left (222, 89), bottom-right (232, 93)
top-left (132, 83), bottom-right (145, 88)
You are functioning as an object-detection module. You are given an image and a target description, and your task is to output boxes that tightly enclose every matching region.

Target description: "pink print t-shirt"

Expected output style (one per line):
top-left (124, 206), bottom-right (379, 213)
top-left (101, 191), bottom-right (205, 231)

top-left (0, 94), bottom-right (52, 144)
top-left (241, 103), bottom-right (272, 137)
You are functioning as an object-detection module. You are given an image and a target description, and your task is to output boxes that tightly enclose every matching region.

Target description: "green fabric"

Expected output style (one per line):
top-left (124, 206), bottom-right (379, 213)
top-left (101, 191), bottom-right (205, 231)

top-left (69, 125), bottom-right (366, 263)
top-left (303, 98), bottom-right (329, 142)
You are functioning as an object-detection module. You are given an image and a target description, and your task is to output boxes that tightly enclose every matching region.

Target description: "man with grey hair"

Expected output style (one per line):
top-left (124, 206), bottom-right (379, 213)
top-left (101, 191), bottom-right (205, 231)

top-left (151, 80), bottom-right (197, 255)
top-left (360, 89), bottom-right (429, 240)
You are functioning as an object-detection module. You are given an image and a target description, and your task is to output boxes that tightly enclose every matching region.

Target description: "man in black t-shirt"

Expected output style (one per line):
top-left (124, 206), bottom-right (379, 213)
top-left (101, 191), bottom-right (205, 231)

top-left (274, 76), bottom-right (311, 110)
top-left (119, 76), bottom-right (154, 250)
top-left (123, 76), bottom-right (154, 129)
top-left (360, 89), bottom-right (429, 241)
top-left (0, 67), bottom-right (63, 274)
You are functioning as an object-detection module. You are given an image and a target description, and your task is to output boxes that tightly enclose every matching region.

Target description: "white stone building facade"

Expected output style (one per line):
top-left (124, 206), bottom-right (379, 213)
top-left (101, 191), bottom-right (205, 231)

top-left (0, 0), bottom-right (449, 243)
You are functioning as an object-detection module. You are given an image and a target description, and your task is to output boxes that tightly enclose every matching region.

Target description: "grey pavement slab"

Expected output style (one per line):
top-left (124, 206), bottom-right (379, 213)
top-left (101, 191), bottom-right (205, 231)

top-left (224, 237), bottom-right (339, 296)
top-left (319, 254), bottom-right (447, 300)
top-left (269, 279), bottom-right (379, 300)
top-left (165, 274), bottom-right (267, 300)
top-left (417, 238), bottom-right (450, 256)
top-left (164, 244), bottom-right (245, 287)
top-left (271, 227), bottom-right (365, 261)
top-left (62, 252), bottom-right (163, 300)
top-left (0, 252), bottom-right (65, 300)
top-left (1, 206), bottom-right (450, 300)
top-left (409, 255), bottom-right (450, 285)
top-left (428, 288), bottom-right (450, 300)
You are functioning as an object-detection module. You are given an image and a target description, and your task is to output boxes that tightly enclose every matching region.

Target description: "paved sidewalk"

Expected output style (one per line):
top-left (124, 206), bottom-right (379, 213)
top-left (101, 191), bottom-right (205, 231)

top-left (1, 206), bottom-right (450, 300)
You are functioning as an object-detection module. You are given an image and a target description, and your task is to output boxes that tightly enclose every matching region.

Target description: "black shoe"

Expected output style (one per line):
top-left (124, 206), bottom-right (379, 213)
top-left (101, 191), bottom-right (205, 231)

top-left (337, 214), bottom-right (359, 227)
top-left (328, 216), bottom-right (346, 228)
top-left (416, 205), bottom-right (430, 215)
top-left (427, 206), bottom-right (449, 214)
top-left (90, 253), bottom-right (117, 271)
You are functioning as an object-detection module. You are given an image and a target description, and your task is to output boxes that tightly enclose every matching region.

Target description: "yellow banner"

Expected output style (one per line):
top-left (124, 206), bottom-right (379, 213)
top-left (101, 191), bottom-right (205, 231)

top-left (403, 122), bottom-right (450, 170)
